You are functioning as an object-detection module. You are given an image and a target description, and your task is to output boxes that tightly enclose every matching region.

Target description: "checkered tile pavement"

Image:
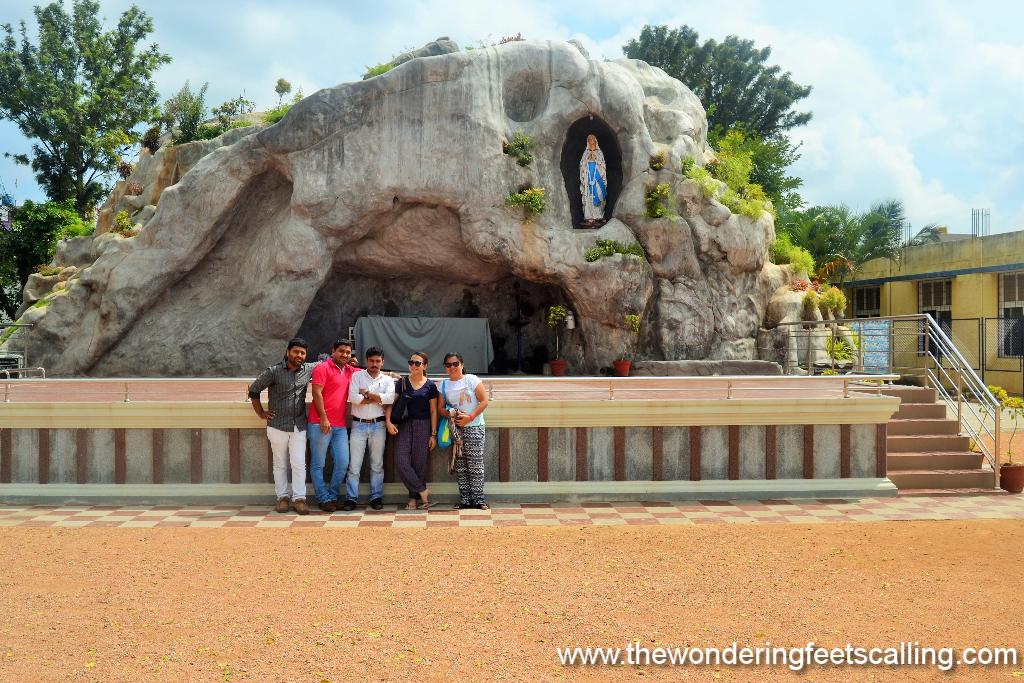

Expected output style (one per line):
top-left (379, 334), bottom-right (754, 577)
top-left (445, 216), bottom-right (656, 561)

top-left (1, 496), bottom-right (1023, 528)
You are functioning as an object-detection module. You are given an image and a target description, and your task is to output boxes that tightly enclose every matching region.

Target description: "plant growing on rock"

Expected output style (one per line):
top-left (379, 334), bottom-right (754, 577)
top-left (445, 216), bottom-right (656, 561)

top-left (142, 125), bottom-right (161, 154)
top-left (124, 180), bottom-right (144, 196)
top-left (505, 187), bottom-right (546, 219)
top-left (649, 150), bottom-right (667, 170)
top-left (35, 264), bottom-right (62, 277)
top-left (818, 285), bottom-right (848, 317)
top-left (681, 157), bottom-right (695, 175)
top-left (584, 238), bottom-right (645, 263)
top-left (503, 132), bottom-right (534, 166)
top-left (363, 60), bottom-right (395, 79)
top-left (770, 232), bottom-right (815, 276)
top-left (112, 210), bottom-right (138, 237)
top-left (117, 160), bottom-right (135, 180)
top-left (644, 182), bottom-right (671, 218)
top-left (801, 289), bottom-right (820, 318)
top-left (684, 130), bottom-right (772, 219)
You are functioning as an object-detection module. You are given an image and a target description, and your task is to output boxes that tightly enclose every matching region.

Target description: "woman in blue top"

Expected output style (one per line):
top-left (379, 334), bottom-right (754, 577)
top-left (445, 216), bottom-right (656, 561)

top-left (436, 352), bottom-right (490, 509)
top-left (386, 351), bottom-right (439, 510)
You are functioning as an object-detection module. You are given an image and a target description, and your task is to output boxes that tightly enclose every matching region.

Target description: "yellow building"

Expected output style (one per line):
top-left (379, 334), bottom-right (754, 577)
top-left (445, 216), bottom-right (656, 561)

top-left (843, 229), bottom-right (1024, 393)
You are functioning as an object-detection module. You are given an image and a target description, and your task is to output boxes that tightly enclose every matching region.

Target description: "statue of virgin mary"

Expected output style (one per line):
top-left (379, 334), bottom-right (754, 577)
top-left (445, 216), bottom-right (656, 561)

top-left (579, 134), bottom-right (607, 225)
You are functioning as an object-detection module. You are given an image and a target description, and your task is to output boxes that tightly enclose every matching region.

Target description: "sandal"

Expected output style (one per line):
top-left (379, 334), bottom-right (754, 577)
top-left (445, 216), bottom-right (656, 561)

top-left (417, 501), bottom-right (437, 510)
top-left (404, 502), bottom-right (418, 511)
top-left (476, 503), bottom-right (490, 510)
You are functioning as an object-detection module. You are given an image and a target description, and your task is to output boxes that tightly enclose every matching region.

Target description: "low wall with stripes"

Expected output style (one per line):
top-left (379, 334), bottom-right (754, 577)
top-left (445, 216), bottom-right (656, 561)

top-left (0, 422), bottom-right (893, 503)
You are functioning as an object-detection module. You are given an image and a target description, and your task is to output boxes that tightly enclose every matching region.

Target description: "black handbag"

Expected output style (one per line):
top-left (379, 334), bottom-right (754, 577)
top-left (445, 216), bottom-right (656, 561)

top-left (390, 376), bottom-right (410, 425)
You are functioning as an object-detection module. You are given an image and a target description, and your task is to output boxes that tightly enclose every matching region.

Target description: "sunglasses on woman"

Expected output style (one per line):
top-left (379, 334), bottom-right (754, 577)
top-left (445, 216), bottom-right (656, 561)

top-left (408, 359), bottom-right (424, 366)
top-left (443, 361), bottom-right (461, 368)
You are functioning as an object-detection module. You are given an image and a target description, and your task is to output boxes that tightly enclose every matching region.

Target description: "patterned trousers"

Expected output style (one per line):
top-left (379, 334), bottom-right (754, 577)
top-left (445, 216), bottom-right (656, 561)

top-left (455, 425), bottom-right (486, 506)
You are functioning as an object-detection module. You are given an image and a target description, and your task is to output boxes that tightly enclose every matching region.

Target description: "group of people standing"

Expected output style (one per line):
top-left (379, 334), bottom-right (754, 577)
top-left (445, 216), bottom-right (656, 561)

top-left (247, 338), bottom-right (490, 514)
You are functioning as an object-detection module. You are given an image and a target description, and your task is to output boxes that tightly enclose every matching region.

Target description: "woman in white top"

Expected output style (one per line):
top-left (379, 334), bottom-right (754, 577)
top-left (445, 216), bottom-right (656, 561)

top-left (436, 352), bottom-right (490, 509)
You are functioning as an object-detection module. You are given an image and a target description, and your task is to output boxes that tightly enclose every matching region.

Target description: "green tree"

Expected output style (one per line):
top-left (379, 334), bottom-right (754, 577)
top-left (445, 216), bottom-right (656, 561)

top-left (0, 1), bottom-right (171, 217)
top-left (0, 199), bottom-right (89, 319)
top-left (623, 24), bottom-right (812, 137)
top-left (274, 78), bottom-right (292, 105)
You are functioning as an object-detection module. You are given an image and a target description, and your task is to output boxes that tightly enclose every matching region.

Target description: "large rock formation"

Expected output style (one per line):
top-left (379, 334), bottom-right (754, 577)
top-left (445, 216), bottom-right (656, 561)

top-left (6, 39), bottom-right (789, 376)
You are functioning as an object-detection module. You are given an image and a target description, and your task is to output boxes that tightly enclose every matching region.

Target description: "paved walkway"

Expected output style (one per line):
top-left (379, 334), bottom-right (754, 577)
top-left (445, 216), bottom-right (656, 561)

top-left (1, 495), bottom-right (1022, 528)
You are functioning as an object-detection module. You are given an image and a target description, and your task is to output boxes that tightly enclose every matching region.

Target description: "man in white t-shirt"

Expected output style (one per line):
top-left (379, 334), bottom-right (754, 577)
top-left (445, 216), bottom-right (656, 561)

top-left (343, 346), bottom-right (396, 511)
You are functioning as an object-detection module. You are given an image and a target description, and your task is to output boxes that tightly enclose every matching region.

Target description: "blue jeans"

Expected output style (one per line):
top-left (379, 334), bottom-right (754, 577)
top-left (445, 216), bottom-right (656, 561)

top-left (346, 421), bottom-right (386, 502)
top-left (307, 424), bottom-right (349, 503)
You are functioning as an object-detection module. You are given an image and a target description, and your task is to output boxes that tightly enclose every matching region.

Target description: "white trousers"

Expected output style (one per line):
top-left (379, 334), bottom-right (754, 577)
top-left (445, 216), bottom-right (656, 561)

top-left (266, 426), bottom-right (307, 501)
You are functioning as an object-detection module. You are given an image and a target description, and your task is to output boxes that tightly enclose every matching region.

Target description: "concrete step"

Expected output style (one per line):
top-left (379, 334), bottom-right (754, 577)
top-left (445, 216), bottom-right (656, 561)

top-left (887, 451), bottom-right (984, 470)
top-left (888, 469), bottom-right (996, 490)
top-left (899, 487), bottom-right (1008, 497)
top-left (893, 402), bottom-right (947, 419)
top-left (887, 434), bottom-right (972, 453)
top-left (887, 419), bottom-right (960, 435)
top-left (878, 386), bottom-right (937, 403)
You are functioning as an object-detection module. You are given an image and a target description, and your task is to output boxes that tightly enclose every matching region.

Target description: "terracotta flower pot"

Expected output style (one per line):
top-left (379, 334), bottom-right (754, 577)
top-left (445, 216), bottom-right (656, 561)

top-left (550, 359), bottom-right (568, 377)
top-left (1000, 463), bottom-right (1024, 494)
top-left (612, 359), bottom-right (632, 377)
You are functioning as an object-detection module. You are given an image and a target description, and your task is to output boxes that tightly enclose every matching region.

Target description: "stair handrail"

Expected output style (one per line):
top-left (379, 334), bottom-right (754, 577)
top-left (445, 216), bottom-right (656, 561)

top-left (770, 313), bottom-right (1001, 487)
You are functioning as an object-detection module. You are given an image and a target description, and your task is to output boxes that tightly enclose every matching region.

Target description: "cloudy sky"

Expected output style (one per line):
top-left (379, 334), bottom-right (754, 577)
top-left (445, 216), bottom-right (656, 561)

top-left (2, 0), bottom-right (1023, 233)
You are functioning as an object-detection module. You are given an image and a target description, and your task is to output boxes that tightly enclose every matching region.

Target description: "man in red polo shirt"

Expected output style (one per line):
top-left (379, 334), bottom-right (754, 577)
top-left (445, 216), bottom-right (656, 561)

top-left (307, 339), bottom-right (360, 512)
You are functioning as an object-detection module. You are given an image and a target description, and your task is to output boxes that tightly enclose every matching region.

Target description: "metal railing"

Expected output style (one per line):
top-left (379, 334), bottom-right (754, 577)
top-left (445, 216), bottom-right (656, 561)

top-left (767, 313), bottom-right (1002, 486)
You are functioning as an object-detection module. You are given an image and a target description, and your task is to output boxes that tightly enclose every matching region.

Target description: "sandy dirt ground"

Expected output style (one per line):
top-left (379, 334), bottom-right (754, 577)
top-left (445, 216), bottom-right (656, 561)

top-left (0, 521), bottom-right (1021, 682)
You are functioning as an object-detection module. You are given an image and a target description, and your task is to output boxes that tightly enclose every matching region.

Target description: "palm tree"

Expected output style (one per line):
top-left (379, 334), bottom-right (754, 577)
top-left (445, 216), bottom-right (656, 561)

top-left (782, 199), bottom-right (931, 285)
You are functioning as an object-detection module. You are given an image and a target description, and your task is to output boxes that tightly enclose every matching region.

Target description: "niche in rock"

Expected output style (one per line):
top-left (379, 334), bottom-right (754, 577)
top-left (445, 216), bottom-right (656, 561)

top-left (295, 274), bottom-right (577, 375)
top-left (560, 116), bottom-right (622, 228)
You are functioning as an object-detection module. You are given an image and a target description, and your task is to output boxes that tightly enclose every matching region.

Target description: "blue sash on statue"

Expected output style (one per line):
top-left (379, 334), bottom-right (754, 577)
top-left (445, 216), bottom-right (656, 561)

top-left (587, 161), bottom-right (606, 206)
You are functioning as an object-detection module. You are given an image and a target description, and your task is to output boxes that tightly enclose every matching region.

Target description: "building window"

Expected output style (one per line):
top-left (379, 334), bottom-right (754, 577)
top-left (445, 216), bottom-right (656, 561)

top-left (999, 272), bottom-right (1024, 357)
top-left (918, 279), bottom-right (952, 353)
top-left (852, 287), bottom-right (880, 318)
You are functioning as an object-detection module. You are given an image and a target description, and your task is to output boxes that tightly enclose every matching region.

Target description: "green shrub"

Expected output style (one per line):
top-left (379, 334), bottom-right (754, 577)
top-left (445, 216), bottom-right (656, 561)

top-left (112, 210), bottom-right (138, 237)
top-left (819, 285), bottom-right (848, 316)
top-left (505, 187), bottom-right (546, 218)
top-left (502, 132), bottom-right (534, 166)
top-left (644, 183), bottom-right (671, 218)
top-left (685, 130), bottom-right (772, 219)
top-left (625, 313), bottom-right (641, 335)
top-left (802, 290), bottom-right (819, 317)
top-left (142, 125), bottom-right (161, 153)
top-left (363, 61), bottom-right (395, 79)
top-left (166, 81), bottom-right (209, 144)
top-left (263, 103), bottom-right (291, 124)
top-left (685, 165), bottom-right (718, 198)
top-left (36, 264), bottom-right (62, 277)
top-left (649, 150), bottom-right (667, 170)
top-left (584, 238), bottom-right (645, 263)
top-left (769, 232), bottom-right (815, 275)
top-left (826, 337), bottom-right (854, 362)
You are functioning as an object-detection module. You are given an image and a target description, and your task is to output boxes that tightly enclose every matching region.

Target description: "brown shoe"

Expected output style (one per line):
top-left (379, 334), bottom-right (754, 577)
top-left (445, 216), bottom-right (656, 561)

top-left (275, 497), bottom-right (290, 514)
top-left (319, 500), bottom-right (337, 514)
top-left (293, 499), bottom-right (310, 515)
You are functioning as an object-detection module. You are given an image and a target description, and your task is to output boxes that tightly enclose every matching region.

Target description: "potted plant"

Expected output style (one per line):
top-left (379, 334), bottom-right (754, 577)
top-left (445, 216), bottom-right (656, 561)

top-left (992, 385), bottom-right (1024, 493)
top-left (547, 305), bottom-right (569, 377)
top-left (613, 313), bottom-right (641, 377)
